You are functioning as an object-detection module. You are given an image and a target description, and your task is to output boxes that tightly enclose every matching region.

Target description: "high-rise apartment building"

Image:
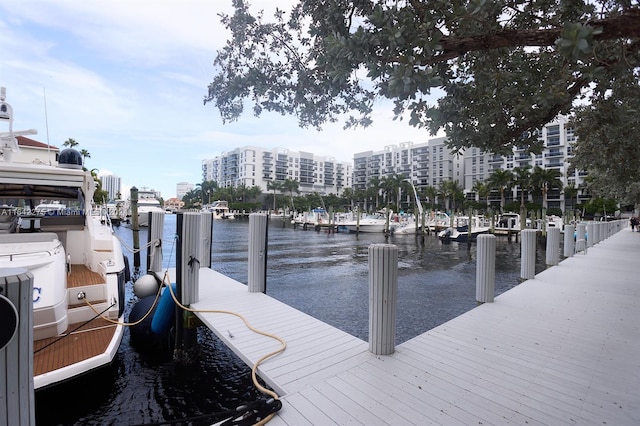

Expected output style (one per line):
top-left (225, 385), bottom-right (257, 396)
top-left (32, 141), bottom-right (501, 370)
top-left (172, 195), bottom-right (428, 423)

top-left (176, 182), bottom-right (194, 200)
top-left (100, 174), bottom-right (121, 201)
top-left (353, 138), bottom-right (463, 192)
top-left (354, 116), bottom-right (588, 212)
top-left (202, 146), bottom-right (352, 195)
top-left (463, 115), bottom-right (588, 211)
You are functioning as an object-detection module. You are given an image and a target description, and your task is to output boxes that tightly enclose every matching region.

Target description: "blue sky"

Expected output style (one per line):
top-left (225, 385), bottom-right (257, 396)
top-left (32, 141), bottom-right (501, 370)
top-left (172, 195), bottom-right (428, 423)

top-left (0, 0), bottom-right (438, 199)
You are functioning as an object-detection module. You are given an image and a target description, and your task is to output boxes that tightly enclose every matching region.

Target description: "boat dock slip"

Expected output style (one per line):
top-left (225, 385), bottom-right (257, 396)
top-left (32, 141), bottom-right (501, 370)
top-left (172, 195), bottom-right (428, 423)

top-left (181, 227), bottom-right (639, 425)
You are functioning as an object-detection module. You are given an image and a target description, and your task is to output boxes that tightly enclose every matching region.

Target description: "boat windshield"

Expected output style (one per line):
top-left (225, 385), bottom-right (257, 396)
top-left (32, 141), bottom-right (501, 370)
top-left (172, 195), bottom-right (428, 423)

top-left (0, 183), bottom-right (85, 217)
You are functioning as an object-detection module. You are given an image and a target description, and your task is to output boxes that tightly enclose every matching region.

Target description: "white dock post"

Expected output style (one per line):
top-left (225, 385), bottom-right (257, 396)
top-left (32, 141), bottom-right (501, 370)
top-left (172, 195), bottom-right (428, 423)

top-left (575, 223), bottom-right (588, 253)
top-left (545, 228), bottom-right (560, 266)
top-left (147, 211), bottom-right (165, 274)
top-left (586, 223), bottom-right (595, 248)
top-left (248, 213), bottom-right (268, 293)
top-left (178, 212), bottom-right (201, 305)
top-left (592, 223), bottom-right (600, 245)
top-left (564, 224), bottom-right (575, 257)
top-left (520, 229), bottom-right (537, 280)
top-left (476, 234), bottom-right (496, 303)
top-left (368, 244), bottom-right (398, 355)
top-left (200, 213), bottom-right (213, 268)
top-left (1, 269), bottom-right (34, 426)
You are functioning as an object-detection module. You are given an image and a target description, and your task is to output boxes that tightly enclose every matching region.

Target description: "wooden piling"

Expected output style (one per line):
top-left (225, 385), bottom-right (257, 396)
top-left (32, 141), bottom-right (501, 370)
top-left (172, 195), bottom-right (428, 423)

top-left (368, 244), bottom-right (398, 355)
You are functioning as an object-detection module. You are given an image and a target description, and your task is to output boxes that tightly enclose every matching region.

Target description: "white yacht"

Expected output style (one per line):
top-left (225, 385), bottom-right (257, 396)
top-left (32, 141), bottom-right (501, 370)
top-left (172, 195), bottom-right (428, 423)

top-left (204, 200), bottom-right (235, 219)
top-left (136, 188), bottom-right (164, 226)
top-left (0, 87), bottom-right (127, 390)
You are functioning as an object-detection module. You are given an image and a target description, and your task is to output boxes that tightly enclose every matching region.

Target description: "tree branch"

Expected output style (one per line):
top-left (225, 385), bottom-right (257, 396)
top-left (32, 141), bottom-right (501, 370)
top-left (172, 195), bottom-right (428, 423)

top-left (424, 9), bottom-right (640, 66)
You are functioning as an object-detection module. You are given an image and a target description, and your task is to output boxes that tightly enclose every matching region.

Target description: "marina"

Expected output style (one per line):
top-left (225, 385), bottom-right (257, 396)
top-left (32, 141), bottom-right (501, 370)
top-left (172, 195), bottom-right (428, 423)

top-left (25, 214), bottom-right (637, 425)
top-left (184, 219), bottom-right (639, 425)
top-left (29, 214), bottom-right (539, 425)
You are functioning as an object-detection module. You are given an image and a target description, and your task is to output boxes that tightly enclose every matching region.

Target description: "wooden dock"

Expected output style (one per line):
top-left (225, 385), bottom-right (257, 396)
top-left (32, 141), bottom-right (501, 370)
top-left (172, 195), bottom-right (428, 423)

top-left (187, 227), bottom-right (640, 425)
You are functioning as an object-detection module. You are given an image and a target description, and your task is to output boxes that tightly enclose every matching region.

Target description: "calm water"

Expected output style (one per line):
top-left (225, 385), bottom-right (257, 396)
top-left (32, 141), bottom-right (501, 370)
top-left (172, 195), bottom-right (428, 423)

top-left (36, 214), bottom-right (548, 425)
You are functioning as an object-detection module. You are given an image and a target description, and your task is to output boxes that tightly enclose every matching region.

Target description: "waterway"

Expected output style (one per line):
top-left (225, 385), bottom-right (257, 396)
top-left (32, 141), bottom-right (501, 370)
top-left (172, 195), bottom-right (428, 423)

top-left (35, 214), bottom-right (548, 425)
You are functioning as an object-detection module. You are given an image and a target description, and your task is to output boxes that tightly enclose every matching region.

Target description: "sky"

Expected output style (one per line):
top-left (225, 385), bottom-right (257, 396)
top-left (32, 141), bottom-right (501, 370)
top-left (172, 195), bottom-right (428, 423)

top-left (0, 0), bottom-right (440, 200)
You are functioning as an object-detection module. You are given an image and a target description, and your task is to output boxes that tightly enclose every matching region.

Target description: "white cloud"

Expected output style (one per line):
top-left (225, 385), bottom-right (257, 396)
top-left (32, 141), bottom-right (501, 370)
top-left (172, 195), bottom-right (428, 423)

top-left (0, 0), bottom-right (443, 200)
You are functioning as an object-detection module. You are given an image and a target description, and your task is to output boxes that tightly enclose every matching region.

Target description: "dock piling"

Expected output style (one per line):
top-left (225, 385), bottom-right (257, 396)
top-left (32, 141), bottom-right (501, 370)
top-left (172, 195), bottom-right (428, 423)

top-left (575, 223), bottom-right (587, 254)
top-left (520, 229), bottom-right (537, 280)
top-left (130, 186), bottom-right (140, 270)
top-left (147, 211), bottom-right (164, 274)
top-left (564, 224), bottom-right (575, 257)
top-left (248, 213), bottom-right (268, 293)
top-left (174, 212), bottom-right (201, 364)
top-left (545, 228), bottom-right (560, 266)
top-left (476, 234), bottom-right (496, 303)
top-left (200, 213), bottom-right (213, 268)
top-left (0, 269), bottom-right (34, 426)
top-left (368, 244), bottom-right (398, 355)
top-left (586, 223), bottom-right (595, 249)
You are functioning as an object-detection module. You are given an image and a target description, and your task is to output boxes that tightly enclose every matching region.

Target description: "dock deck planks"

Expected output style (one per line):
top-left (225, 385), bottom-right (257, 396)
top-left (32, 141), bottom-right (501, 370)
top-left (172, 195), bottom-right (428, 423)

top-left (188, 227), bottom-right (640, 425)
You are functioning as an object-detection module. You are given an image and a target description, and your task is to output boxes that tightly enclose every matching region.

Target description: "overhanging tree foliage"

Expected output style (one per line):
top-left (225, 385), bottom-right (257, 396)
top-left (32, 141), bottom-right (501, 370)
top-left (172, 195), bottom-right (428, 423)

top-left (205, 1), bottom-right (640, 199)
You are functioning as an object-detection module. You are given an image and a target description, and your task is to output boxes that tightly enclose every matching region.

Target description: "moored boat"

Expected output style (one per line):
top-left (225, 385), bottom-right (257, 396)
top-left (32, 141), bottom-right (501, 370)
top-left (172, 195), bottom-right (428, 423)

top-left (438, 215), bottom-right (491, 242)
top-left (204, 200), bottom-right (235, 219)
top-left (0, 87), bottom-right (127, 390)
top-left (136, 188), bottom-right (164, 226)
top-left (342, 209), bottom-right (395, 233)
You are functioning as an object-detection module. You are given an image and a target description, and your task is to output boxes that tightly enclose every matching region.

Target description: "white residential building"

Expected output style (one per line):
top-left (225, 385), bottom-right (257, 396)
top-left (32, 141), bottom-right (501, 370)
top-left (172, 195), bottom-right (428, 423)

top-left (353, 138), bottom-right (463, 191)
top-left (100, 174), bottom-right (121, 201)
top-left (202, 147), bottom-right (352, 196)
top-left (176, 182), bottom-right (194, 200)
top-left (354, 116), bottom-right (588, 213)
top-left (463, 115), bottom-right (589, 211)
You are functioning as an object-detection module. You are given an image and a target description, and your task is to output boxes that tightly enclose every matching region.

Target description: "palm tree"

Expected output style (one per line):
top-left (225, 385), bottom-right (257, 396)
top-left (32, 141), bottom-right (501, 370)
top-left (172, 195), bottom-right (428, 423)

top-left (366, 176), bottom-right (382, 211)
top-left (80, 149), bottom-right (91, 167)
top-left (248, 186), bottom-right (262, 203)
top-left (564, 183), bottom-right (578, 212)
top-left (379, 175), bottom-right (397, 211)
top-left (488, 169), bottom-right (514, 212)
top-left (380, 173), bottom-right (406, 211)
top-left (531, 166), bottom-right (563, 209)
top-left (281, 178), bottom-right (299, 210)
top-left (421, 185), bottom-right (438, 211)
top-left (63, 138), bottom-right (79, 149)
top-left (512, 166), bottom-right (532, 209)
top-left (472, 180), bottom-right (490, 209)
top-left (236, 183), bottom-right (249, 203)
top-left (438, 179), bottom-right (463, 213)
top-left (266, 180), bottom-right (281, 211)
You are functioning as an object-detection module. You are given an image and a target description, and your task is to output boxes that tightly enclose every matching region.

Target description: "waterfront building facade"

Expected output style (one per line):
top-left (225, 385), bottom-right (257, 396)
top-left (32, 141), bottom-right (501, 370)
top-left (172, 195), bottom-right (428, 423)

top-left (352, 138), bottom-right (463, 192)
top-left (202, 146), bottom-right (352, 196)
top-left (462, 115), bottom-right (589, 211)
top-left (176, 182), bottom-right (194, 200)
top-left (354, 116), bottom-right (588, 213)
top-left (101, 174), bottom-right (122, 201)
